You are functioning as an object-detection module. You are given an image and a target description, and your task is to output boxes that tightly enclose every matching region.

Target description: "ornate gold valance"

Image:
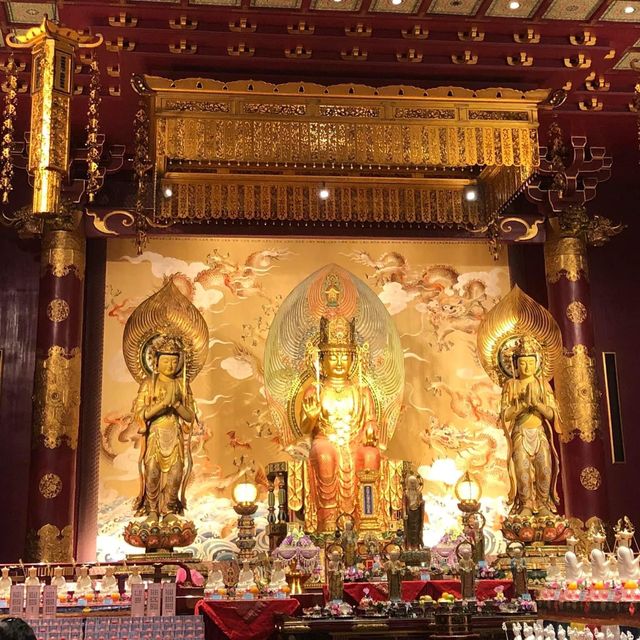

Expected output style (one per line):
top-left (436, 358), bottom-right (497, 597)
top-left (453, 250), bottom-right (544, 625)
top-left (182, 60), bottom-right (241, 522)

top-left (136, 76), bottom-right (550, 226)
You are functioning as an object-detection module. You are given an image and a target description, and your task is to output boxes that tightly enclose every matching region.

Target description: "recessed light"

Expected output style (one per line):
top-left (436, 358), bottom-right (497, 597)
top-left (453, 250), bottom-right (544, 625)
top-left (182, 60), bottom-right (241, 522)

top-left (624, 5), bottom-right (636, 14)
top-left (319, 187), bottom-right (330, 200)
top-left (163, 186), bottom-right (173, 198)
top-left (391, 0), bottom-right (403, 5)
top-left (509, 0), bottom-right (521, 8)
top-left (463, 185), bottom-right (478, 202)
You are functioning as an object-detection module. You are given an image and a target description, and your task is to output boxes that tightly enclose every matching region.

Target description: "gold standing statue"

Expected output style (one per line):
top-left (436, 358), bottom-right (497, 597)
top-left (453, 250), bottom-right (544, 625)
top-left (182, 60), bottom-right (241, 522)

top-left (477, 286), bottom-right (563, 520)
top-left (264, 265), bottom-right (405, 535)
top-left (122, 280), bottom-right (209, 551)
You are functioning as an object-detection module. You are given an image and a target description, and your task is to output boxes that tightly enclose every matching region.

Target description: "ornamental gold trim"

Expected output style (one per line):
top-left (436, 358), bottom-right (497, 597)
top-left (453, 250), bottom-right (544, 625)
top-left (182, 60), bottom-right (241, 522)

top-left (33, 346), bottom-right (81, 449)
top-left (33, 524), bottom-right (73, 563)
top-left (42, 229), bottom-right (85, 279)
top-left (555, 344), bottom-right (601, 443)
top-left (580, 466), bottom-right (602, 491)
top-left (39, 472), bottom-right (62, 499)
top-left (566, 301), bottom-right (588, 324)
top-left (157, 177), bottom-right (480, 226)
top-left (47, 298), bottom-right (70, 322)
top-left (544, 234), bottom-right (589, 283)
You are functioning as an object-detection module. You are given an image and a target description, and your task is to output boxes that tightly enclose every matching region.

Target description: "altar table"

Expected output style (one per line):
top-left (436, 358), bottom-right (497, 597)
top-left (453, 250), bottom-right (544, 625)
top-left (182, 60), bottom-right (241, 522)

top-left (326, 580), bottom-right (514, 605)
top-left (196, 598), bottom-right (300, 640)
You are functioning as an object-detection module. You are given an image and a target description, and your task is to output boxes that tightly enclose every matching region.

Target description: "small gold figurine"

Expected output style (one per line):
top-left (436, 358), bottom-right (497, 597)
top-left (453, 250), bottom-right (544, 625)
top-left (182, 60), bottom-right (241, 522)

top-left (508, 542), bottom-right (528, 597)
top-left (403, 474), bottom-right (425, 550)
top-left (456, 542), bottom-right (476, 600)
top-left (327, 546), bottom-right (345, 602)
top-left (384, 544), bottom-right (404, 602)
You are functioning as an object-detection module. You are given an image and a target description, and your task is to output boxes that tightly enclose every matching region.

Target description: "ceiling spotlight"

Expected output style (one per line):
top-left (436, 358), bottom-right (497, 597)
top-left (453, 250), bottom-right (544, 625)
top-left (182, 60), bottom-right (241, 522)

top-left (391, 0), bottom-right (403, 5)
top-left (162, 185), bottom-right (173, 198)
top-left (463, 185), bottom-right (478, 202)
top-left (624, 5), bottom-right (636, 13)
top-left (508, 0), bottom-right (520, 8)
top-left (319, 187), bottom-right (330, 200)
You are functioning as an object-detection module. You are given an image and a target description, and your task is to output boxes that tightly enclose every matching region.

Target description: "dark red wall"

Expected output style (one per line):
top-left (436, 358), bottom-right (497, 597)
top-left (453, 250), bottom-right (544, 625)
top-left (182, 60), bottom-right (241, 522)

top-left (0, 231), bottom-right (39, 561)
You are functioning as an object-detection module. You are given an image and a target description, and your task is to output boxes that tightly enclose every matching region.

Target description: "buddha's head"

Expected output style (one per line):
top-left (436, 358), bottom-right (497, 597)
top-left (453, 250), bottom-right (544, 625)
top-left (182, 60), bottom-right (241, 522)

top-left (318, 316), bottom-right (356, 380)
top-left (512, 336), bottom-right (541, 379)
top-left (154, 335), bottom-right (184, 377)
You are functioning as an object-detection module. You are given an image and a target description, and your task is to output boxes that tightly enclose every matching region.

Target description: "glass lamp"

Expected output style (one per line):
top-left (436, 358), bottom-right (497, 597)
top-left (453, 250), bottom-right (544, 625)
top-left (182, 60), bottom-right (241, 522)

top-left (455, 471), bottom-right (481, 513)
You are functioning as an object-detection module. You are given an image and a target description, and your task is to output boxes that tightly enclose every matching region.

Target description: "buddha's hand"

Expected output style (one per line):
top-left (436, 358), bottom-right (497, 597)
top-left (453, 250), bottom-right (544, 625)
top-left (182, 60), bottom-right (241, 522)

top-left (303, 392), bottom-right (321, 418)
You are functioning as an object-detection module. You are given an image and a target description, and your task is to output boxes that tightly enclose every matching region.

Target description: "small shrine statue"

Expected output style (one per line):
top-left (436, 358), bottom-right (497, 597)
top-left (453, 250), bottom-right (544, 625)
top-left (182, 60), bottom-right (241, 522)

top-left (509, 544), bottom-right (528, 596)
top-left (616, 546), bottom-right (640, 581)
top-left (300, 315), bottom-right (381, 534)
top-left (403, 474), bottom-right (425, 550)
top-left (564, 551), bottom-right (586, 581)
top-left (25, 567), bottom-right (40, 588)
top-left (590, 549), bottom-right (612, 582)
top-left (477, 287), bottom-right (563, 518)
top-left (327, 549), bottom-right (345, 602)
top-left (268, 559), bottom-right (288, 592)
top-left (614, 517), bottom-right (635, 549)
top-left (340, 519), bottom-right (358, 568)
top-left (100, 566), bottom-right (118, 595)
top-left (384, 545), bottom-right (404, 602)
top-left (51, 567), bottom-right (67, 596)
top-left (457, 543), bottom-right (476, 600)
top-left (545, 557), bottom-right (562, 583)
top-left (236, 561), bottom-right (257, 592)
top-left (464, 512), bottom-right (486, 564)
top-left (75, 566), bottom-right (94, 597)
top-left (126, 566), bottom-right (143, 593)
top-left (0, 567), bottom-right (12, 599)
top-left (205, 565), bottom-right (226, 594)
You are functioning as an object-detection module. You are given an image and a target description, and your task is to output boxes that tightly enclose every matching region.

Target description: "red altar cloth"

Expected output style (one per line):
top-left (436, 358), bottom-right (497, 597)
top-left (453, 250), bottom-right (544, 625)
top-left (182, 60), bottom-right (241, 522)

top-left (326, 579), bottom-right (514, 605)
top-left (195, 598), bottom-right (300, 640)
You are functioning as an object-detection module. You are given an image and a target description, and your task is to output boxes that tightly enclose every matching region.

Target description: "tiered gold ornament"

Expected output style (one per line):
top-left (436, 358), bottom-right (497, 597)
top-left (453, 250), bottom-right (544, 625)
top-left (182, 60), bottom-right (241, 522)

top-left (477, 286), bottom-right (571, 548)
top-left (122, 280), bottom-right (209, 555)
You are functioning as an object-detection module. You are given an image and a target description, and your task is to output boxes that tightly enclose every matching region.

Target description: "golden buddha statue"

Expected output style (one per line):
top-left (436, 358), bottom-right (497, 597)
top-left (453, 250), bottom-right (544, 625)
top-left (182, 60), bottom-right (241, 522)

top-left (264, 265), bottom-right (406, 535)
top-left (477, 285), bottom-right (563, 521)
top-left (122, 280), bottom-right (209, 550)
top-left (132, 335), bottom-right (196, 523)
top-left (300, 315), bottom-right (381, 533)
top-left (501, 336), bottom-right (561, 517)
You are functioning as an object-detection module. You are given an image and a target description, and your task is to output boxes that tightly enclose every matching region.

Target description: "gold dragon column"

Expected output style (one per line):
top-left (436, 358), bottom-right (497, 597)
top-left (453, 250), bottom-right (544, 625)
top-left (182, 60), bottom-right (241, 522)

top-left (7, 20), bottom-right (101, 561)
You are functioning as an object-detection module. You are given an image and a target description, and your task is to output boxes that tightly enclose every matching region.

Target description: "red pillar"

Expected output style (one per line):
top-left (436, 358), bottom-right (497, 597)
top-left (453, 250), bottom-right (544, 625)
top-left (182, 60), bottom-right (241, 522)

top-left (26, 227), bottom-right (85, 562)
top-left (544, 221), bottom-right (608, 521)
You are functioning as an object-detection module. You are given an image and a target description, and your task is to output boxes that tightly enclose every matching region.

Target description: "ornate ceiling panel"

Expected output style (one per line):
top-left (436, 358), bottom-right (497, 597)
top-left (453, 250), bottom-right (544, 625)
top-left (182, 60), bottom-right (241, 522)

top-left (5, 2), bottom-right (57, 23)
top-left (310, 0), bottom-right (363, 10)
top-left (601, 1), bottom-right (640, 21)
top-left (543, 0), bottom-right (601, 20)
top-left (486, 0), bottom-right (542, 19)
top-left (426, 0), bottom-right (483, 15)
top-left (370, 0), bottom-right (421, 14)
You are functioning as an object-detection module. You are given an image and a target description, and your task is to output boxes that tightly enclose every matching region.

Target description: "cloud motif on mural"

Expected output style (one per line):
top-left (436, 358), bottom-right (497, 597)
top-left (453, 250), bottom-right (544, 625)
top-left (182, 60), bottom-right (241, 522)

top-left (220, 355), bottom-right (255, 380)
top-left (123, 251), bottom-right (209, 280)
top-left (378, 281), bottom-right (420, 315)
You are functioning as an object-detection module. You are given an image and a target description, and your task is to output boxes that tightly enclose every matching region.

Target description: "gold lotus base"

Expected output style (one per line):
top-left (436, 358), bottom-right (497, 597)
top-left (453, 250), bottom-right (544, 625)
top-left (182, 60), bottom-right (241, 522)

top-left (123, 517), bottom-right (197, 552)
top-left (502, 514), bottom-right (571, 545)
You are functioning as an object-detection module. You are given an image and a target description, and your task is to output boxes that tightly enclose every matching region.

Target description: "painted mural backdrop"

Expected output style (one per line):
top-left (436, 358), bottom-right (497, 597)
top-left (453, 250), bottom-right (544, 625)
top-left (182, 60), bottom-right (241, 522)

top-left (98, 237), bottom-right (510, 561)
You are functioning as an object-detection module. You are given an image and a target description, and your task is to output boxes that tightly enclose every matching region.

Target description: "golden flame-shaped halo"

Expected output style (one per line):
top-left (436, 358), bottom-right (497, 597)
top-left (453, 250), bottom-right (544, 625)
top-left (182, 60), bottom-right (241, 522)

top-left (477, 285), bottom-right (562, 385)
top-left (123, 280), bottom-right (209, 384)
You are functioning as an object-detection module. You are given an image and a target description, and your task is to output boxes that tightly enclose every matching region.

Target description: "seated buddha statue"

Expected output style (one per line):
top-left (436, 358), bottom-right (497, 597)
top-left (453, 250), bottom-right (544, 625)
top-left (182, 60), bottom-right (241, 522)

top-left (300, 315), bottom-right (381, 534)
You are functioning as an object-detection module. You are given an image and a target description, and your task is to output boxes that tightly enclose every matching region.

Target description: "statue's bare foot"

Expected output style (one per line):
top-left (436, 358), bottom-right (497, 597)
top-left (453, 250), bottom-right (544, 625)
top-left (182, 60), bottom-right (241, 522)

top-left (163, 513), bottom-right (181, 526)
top-left (536, 506), bottom-right (554, 517)
top-left (144, 511), bottom-right (159, 525)
top-left (519, 507), bottom-right (533, 517)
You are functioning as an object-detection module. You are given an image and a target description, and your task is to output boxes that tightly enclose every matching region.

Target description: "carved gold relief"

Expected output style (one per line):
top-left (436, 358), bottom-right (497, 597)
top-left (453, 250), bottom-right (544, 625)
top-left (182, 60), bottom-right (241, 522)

top-left (566, 301), bottom-right (587, 324)
top-left (544, 234), bottom-right (589, 283)
top-left (41, 229), bottom-right (85, 279)
top-left (555, 345), bottom-right (600, 443)
top-left (580, 466), bottom-right (602, 491)
top-left (39, 473), bottom-right (62, 499)
top-left (35, 524), bottom-right (73, 563)
top-left (33, 346), bottom-right (81, 449)
top-left (47, 298), bottom-right (70, 322)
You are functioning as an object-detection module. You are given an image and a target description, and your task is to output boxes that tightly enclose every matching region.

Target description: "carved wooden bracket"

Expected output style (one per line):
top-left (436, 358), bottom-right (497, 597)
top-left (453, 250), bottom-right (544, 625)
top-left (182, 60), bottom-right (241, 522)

top-left (514, 29), bottom-right (540, 44)
top-left (458, 27), bottom-right (484, 42)
top-left (507, 52), bottom-right (533, 66)
top-left (228, 43), bottom-right (255, 57)
top-left (569, 31), bottom-right (596, 46)
top-left (229, 18), bottom-right (257, 33)
top-left (396, 49), bottom-right (423, 63)
top-left (345, 24), bottom-right (372, 37)
top-left (105, 37), bottom-right (135, 52)
top-left (401, 25), bottom-right (428, 39)
top-left (169, 15), bottom-right (198, 30)
top-left (341, 47), bottom-right (368, 61)
top-left (169, 40), bottom-right (197, 55)
top-left (451, 51), bottom-right (478, 65)
top-left (109, 12), bottom-right (138, 28)
top-left (284, 45), bottom-right (312, 59)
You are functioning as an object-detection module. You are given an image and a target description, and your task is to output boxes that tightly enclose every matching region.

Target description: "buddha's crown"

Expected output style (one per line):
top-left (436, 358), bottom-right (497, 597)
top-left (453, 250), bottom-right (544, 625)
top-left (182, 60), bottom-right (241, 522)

top-left (319, 315), bottom-right (356, 351)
